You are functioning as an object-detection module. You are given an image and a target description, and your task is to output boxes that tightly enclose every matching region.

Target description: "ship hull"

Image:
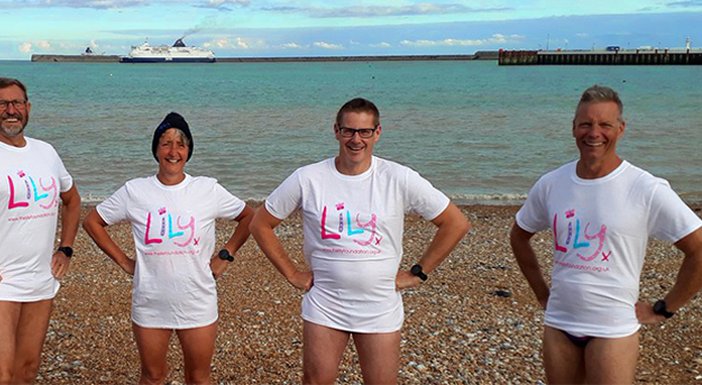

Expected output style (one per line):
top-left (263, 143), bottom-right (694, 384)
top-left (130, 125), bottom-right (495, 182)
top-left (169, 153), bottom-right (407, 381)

top-left (120, 56), bottom-right (215, 63)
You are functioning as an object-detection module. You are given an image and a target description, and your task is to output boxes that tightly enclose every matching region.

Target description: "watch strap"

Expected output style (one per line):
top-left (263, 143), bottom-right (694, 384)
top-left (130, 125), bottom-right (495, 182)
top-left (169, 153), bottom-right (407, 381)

top-left (653, 300), bottom-right (674, 319)
top-left (410, 264), bottom-right (428, 281)
top-left (57, 246), bottom-right (74, 258)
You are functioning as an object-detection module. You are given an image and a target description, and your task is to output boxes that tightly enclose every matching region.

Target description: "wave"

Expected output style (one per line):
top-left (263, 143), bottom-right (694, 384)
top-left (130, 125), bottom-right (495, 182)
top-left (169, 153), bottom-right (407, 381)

top-left (449, 193), bottom-right (527, 205)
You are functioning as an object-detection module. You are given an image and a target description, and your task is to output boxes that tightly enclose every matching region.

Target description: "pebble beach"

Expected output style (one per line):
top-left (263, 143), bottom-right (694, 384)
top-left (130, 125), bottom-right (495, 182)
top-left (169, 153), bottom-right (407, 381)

top-left (39, 203), bottom-right (702, 384)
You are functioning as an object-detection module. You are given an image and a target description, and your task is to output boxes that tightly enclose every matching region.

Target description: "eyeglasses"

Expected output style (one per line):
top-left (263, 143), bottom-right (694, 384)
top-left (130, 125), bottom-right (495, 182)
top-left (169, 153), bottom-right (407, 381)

top-left (338, 126), bottom-right (378, 139)
top-left (0, 99), bottom-right (27, 111)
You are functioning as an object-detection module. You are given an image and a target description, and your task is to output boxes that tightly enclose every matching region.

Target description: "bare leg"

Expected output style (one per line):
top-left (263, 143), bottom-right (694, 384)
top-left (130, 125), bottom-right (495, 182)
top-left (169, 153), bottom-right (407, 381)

top-left (352, 331), bottom-right (401, 385)
top-left (12, 299), bottom-right (52, 385)
top-left (0, 301), bottom-right (21, 384)
top-left (176, 321), bottom-right (217, 385)
top-left (302, 321), bottom-right (350, 385)
top-left (133, 323), bottom-right (172, 385)
top-left (585, 332), bottom-right (639, 385)
top-left (543, 325), bottom-right (586, 384)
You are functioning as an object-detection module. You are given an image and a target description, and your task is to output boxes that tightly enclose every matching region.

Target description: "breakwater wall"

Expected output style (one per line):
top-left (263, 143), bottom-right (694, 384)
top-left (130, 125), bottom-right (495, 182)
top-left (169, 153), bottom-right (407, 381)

top-left (31, 54), bottom-right (121, 62)
top-left (498, 49), bottom-right (702, 65)
top-left (31, 52), bottom-right (498, 63)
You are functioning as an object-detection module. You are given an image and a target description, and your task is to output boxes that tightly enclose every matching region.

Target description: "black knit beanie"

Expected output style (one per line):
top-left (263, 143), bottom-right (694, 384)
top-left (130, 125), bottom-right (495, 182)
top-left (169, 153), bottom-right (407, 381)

top-left (152, 112), bottom-right (194, 162)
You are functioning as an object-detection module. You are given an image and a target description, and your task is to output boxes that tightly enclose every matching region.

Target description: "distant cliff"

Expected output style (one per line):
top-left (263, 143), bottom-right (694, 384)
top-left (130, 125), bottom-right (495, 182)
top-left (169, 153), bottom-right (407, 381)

top-left (473, 51), bottom-right (500, 60)
top-left (31, 55), bottom-right (121, 62)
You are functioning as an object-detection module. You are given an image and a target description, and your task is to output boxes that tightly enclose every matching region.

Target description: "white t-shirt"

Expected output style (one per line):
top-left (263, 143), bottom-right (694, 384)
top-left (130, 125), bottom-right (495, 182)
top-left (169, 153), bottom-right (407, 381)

top-left (266, 156), bottom-right (450, 333)
top-left (516, 160), bottom-right (702, 338)
top-left (97, 174), bottom-right (245, 329)
top-left (0, 137), bottom-right (73, 301)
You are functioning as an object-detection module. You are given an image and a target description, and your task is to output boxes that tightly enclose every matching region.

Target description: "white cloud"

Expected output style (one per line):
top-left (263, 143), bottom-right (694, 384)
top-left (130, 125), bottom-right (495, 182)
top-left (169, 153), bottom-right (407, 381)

top-left (313, 41), bottom-right (343, 49)
top-left (370, 42), bottom-right (392, 48)
top-left (232, 37), bottom-right (249, 49)
top-left (19, 42), bottom-right (33, 53)
top-left (203, 36), bottom-right (267, 49)
top-left (400, 34), bottom-right (524, 47)
top-left (19, 40), bottom-right (52, 53)
top-left (280, 42), bottom-right (302, 49)
top-left (204, 38), bottom-right (227, 48)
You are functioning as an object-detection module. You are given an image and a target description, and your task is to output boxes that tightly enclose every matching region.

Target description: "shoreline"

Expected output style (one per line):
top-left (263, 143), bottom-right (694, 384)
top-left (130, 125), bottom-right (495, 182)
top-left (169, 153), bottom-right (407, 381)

top-left (36, 204), bottom-right (702, 384)
top-left (77, 200), bottom-right (702, 211)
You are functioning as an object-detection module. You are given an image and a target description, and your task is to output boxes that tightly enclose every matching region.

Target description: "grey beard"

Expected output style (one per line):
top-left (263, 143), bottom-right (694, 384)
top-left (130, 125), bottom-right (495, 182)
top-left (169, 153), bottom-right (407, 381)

top-left (0, 123), bottom-right (26, 138)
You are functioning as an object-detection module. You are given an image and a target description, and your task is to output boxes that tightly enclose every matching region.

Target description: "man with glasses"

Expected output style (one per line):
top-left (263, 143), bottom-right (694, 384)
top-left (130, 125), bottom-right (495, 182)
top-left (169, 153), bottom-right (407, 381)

top-left (0, 77), bottom-right (81, 383)
top-left (510, 85), bottom-right (702, 384)
top-left (250, 97), bottom-right (470, 384)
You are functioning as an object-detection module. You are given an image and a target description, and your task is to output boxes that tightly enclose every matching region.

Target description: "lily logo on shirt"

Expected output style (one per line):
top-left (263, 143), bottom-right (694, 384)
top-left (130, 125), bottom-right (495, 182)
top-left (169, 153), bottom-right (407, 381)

top-left (6, 170), bottom-right (59, 210)
top-left (553, 209), bottom-right (611, 262)
top-left (144, 206), bottom-right (198, 247)
top-left (320, 202), bottom-right (383, 246)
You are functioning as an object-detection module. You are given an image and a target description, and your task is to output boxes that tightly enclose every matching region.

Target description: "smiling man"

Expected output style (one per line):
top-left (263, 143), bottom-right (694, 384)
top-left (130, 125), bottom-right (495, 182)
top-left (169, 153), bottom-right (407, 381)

top-left (510, 85), bottom-right (702, 384)
top-left (250, 97), bottom-right (470, 384)
top-left (0, 77), bottom-right (81, 384)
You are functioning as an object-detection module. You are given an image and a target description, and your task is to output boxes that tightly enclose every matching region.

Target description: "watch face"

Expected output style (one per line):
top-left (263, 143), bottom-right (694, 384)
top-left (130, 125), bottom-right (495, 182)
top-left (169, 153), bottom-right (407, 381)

top-left (219, 249), bottom-right (233, 262)
top-left (410, 264), bottom-right (428, 281)
top-left (653, 300), bottom-right (673, 318)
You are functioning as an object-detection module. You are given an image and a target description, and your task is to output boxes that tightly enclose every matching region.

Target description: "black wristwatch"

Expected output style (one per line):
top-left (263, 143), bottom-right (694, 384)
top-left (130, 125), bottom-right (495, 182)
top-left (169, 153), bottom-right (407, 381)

top-left (410, 264), bottom-right (428, 281)
top-left (653, 300), bottom-right (675, 319)
top-left (218, 249), bottom-right (234, 262)
top-left (57, 246), bottom-right (74, 258)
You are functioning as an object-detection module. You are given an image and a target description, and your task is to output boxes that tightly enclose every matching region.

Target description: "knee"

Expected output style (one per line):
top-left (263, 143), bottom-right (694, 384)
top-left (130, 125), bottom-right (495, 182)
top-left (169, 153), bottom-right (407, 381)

top-left (302, 366), bottom-right (337, 385)
top-left (0, 369), bottom-right (12, 385)
top-left (13, 359), bottom-right (40, 383)
top-left (140, 364), bottom-right (168, 385)
top-left (183, 367), bottom-right (211, 385)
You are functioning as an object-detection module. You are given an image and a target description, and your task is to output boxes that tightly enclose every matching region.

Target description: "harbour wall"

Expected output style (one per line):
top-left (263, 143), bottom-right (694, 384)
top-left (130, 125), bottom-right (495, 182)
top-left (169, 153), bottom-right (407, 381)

top-left (31, 54), bottom-right (121, 62)
top-left (498, 49), bottom-right (702, 65)
top-left (31, 52), bottom-right (498, 63)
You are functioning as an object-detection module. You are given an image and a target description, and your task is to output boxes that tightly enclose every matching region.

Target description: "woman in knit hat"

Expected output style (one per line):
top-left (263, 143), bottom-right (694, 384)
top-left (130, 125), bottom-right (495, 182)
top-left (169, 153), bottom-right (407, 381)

top-left (83, 112), bottom-right (254, 385)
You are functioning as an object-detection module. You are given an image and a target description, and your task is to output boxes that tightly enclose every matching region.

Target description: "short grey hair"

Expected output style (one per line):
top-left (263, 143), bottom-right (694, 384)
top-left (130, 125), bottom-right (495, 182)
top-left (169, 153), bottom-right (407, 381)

top-left (0, 77), bottom-right (28, 100)
top-left (576, 85), bottom-right (623, 118)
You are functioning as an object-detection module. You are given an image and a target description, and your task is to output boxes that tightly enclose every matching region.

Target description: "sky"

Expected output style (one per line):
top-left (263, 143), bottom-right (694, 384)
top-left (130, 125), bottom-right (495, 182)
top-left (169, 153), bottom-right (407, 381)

top-left (0, 0), bottom-right (701, 59)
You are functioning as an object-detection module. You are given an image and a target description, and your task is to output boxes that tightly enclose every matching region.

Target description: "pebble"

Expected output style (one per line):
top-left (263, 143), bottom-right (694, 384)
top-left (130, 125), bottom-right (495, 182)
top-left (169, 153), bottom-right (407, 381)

top-left (36, 205), bottom-right (702, 384)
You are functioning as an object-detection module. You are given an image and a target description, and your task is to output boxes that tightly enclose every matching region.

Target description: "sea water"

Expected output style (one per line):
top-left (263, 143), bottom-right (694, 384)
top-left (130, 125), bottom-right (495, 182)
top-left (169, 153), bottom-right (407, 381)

top-left (1, 60), bottom-right (700, 204)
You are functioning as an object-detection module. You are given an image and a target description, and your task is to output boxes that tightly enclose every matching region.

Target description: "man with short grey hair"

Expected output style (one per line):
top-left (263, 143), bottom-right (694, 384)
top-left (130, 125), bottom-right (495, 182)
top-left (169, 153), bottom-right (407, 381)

top-left (510, 84), bottom-right (702, 384)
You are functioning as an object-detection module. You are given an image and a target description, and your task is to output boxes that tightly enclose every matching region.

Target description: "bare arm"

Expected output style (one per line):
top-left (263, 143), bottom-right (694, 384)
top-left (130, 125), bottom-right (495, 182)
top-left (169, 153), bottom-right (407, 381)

top-left (51, 185), bottom-right (81, 278)
top-left (510, 222), bottom-right (550, 309)
top-left (210, 205), bottom-right (255, 279)
top-left (637, 227), bottom-right (702, 324)
top-left (396, 203), bottom-right (471, 289)
top-left (82, 208), bottom-right (135, 275)
top-left (249, 205), bottom-right (312, 290)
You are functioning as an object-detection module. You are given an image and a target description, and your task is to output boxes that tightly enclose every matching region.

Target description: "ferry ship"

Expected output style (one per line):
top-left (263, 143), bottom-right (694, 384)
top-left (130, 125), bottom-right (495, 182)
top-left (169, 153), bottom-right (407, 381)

top-left (120, 38), bottom-right (215, 63)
